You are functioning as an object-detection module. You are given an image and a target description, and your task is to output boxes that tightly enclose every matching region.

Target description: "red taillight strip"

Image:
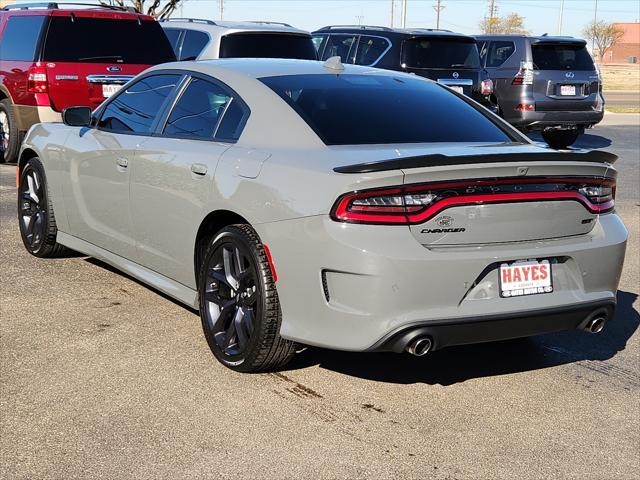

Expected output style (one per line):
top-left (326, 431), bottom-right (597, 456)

top-left (331, 177), bottom-right (615, 225)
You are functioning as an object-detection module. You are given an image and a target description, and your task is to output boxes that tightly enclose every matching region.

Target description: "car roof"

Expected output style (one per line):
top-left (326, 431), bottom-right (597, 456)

top-left (159, 18), bottom-right (310, 36)
top-left (475, 34), bottom-right (587, 45)
top-left (314, 25), bottom-right (474, 40)
top-left (0, 2), bottom-right (154, 20)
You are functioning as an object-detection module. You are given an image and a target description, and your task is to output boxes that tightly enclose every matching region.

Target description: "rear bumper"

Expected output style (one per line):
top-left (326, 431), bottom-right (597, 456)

top-left (13, 105), bottom-right (62, 133)
top-left (371, 300), bottom-right (615, 352)
top-left (517, 109), bottom-right (605, 130)
top-left (255, 213), bottom-right (627, 352)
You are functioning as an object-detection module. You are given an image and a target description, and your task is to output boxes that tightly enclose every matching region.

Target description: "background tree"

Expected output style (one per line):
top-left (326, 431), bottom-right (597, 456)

top-left (582, 20), bottom-right (625, 61)
top-left (479, 13), bottom-right (529, 35)
top-left (102, 0), bottom-right (183, 19)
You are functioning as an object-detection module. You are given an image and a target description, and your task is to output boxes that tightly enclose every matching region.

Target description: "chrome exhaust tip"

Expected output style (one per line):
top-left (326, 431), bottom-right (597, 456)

top-left (586, 316), bottom-right (607, 334)
top-left (406, 337), bottom-right (432, 357)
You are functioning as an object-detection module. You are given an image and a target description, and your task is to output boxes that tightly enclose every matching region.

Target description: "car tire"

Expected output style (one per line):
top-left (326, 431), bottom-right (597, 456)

top-left (198, 224), bottom-right (297, 372)
top-left (17, 157), bottom-right (70, 258)
top-left (0, 99), bottom-right (20, 164)
top-left (541, 128), bottom-right (580, 150)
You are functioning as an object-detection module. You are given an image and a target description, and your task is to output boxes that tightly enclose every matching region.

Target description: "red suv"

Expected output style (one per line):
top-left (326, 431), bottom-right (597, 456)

top-left (0, 2), bottom-right (176, 163)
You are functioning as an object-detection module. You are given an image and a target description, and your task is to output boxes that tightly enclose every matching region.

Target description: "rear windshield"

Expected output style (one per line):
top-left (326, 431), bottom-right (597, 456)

top-left (42, 17), bottom-right (176, 64)
top-left (260, 74), bottom-right (511, 145)
top-left (219, 33), bottom-right (317, 60)
top-left (532, 43), bottom-right (595, 71)
top-left (402, 37), bottom-right (480, 69)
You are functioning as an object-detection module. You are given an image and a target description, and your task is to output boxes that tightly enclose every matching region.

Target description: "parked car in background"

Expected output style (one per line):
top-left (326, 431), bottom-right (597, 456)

top-left (160, 18), bottom-right (317, 61)
top-left (476, 35), bottom-right (604, 149)
top-left (0, 2), bottom-right (176, 163)
top-left (17, 58), bottom-right (626, 372)
top-left (312, 25), bottom-right (495, 110)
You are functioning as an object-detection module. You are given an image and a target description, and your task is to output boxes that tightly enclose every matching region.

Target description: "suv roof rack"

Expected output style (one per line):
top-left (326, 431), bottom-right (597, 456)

top-left (245, 20), bottom-right (293, 27)
top-left (316, 25), bottom-right (395, 32)
top-left (159, 17), bottom-right (217, 25)
top-left (2, 2), bottom-right (138, 12)
top-left (407, 28), bottom-right (453, 33)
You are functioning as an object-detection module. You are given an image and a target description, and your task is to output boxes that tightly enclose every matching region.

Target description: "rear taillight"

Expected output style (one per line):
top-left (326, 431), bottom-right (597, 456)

top-left (512, 61), bottom-right (533, 86)
top-left (331, 177), bottom-right (615, 225)
top-left (27, 65), bottom-right (48, 94)
top-left (480, 78), bottom-right (493, 96)
top-left (516, 103), bottom-right (535, 111)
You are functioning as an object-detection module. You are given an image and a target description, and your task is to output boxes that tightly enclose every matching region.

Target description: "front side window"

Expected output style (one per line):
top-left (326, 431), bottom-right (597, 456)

top-left (260, 74), bottom-right (512, 146)
top-left (0, 16), bottom-right (46, 61)
top-left (402, 37), bottom-right (480, 69)
top-left (532, 43), bottom-right (595, 71)
top-left (219, 33), bottom-right (317, 60)
top-left (321, 34), bottom-right (357, 63)
top-left (311, 34), bottom-right (327, 57)
top-left (354, 36), bottom-right (389, 66)
top-left (43, 17), bottom-right (176, 64)
top-left (98, 74), bottom-right (181, 134)
top-left (180, 30), bottom-right (209, 61)
top-left (486, 41), bottom-right (515, 67)
top-left (163, 78), bottom-right (237, 140)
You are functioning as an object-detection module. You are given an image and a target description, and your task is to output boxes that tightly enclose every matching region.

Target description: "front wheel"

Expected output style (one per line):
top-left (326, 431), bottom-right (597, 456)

top-left (542, 128), bottom-right (580, 149)
top-left (198, 224), bottom-right (297, 372)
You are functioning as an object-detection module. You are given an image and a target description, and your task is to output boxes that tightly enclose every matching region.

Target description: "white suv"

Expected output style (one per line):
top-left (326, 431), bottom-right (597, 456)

top-left (160, 18), bottom-right (317, 61)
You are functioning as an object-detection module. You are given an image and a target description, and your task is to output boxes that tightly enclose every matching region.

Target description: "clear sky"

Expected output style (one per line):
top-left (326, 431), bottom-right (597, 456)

top-left (175, 0), bottom-right (640, 38)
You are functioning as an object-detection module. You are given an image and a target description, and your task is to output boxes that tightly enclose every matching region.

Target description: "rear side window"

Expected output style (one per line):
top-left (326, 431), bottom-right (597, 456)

top-left (486, 41), bottom-right (515, 67)
top-left (42, 17), bottom-right (176, 64)
top-left (0, 16), bottom-right (46, 61)
top-left (163, 28), bottom-right (183, 58)
top-left (98, 74), bottom-right (181, 134)
top-left (260, 74), bottom-right (511, 146)
top-left (532, 44), bottom-right (595, 71)
top-left (402, 37), bottom-right (480, 69)
top-left (219, 33), bottom-right (317, 60)
top-left (321, 34), bottom-right (357, 63)
top-left (180, 30), bottom-right (209, 61)
top-left (354, 36), bottom-right (389, 65)
top-left (164, 78), bottom-right (236, 140)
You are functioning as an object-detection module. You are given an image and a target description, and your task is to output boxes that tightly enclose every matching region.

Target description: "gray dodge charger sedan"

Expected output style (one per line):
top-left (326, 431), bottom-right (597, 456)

top-left (17, 58), bottom-right (627, 372)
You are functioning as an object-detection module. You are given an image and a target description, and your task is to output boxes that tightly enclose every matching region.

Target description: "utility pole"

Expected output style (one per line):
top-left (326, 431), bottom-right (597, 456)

top-left (592, 0), bottom-right (598, 53)
top-left (558, 0), bottom-right (564, 35)
top-left (356, 15), bottom-right (364, 26)
top-left (487, 0), bottom-right (498, 34)
top-left (219, 0), bottom-right (224, 21)
top-left (390, 0), bottom-right (394, 28)
top-left (433, 0), bottom-right (444, 30)
top-left (402, 0), bottom-right (407, 29)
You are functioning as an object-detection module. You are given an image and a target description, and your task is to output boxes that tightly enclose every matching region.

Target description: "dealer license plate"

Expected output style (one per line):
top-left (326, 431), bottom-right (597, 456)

top-left (499, 260), bottom-right (553, 298)
top-left (560, 85), bottom-right (576, 96)
top-left (102, 84), bottom-right (122, 98)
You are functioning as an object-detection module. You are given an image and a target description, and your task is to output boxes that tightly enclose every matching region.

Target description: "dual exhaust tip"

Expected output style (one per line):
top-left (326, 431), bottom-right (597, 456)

top-left (585, 316), bottom-right (607, 334)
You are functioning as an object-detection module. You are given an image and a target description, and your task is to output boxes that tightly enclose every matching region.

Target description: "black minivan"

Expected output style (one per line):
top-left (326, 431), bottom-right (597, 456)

top-left (312, 25), bottom-right (495, 110)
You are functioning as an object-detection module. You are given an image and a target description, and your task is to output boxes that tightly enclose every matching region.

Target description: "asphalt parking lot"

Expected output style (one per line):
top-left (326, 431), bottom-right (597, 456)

top-left (1, 113), bottom-right (638, 479)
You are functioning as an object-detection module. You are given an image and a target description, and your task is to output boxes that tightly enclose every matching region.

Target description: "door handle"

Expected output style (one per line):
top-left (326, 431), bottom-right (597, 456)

top-left (116, 157), bottom-right (128, 169)
top-left (191, 163), bottom-right (208, 176)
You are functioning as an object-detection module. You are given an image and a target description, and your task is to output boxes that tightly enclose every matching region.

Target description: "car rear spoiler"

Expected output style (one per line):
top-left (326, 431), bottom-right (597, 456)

top-left (333, 150), bottom-right (618, 174)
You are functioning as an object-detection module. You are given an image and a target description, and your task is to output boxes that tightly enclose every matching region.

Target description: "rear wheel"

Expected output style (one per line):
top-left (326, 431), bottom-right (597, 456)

top-left (542, 128), bottom-right (580, 150)
top-left (198, 225), bottom-right (296, 372)
top-left (0, 99), bottom-right (20, 164)
top-left (18, 157), bottom-right (69, 257)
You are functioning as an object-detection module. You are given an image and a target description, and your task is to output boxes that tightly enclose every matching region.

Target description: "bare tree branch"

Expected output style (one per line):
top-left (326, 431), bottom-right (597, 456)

top-left (582, 21), bottom-right (625, 61)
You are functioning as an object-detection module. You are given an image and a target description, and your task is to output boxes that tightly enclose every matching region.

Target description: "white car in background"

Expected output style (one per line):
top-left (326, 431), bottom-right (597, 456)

top-left (160, 18), bottom-right (318, 61)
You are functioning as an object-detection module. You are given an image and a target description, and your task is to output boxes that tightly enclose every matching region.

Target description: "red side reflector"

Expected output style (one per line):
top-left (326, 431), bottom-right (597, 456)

top-left (263, 244), bottom-right (277, 283)
top-left (516, 103), bottom-right (535, 111)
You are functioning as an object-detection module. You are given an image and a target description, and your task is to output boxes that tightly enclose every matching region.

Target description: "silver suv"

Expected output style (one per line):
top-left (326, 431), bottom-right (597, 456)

top-left (160, 18), bottom-right (317, 61)
top-left (476, 35), bottom-right (604, 149)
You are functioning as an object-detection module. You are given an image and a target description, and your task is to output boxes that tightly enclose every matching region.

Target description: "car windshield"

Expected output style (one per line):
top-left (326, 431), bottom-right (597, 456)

top-left (260, 74), bottom-right (512, 145)
top-left (532, 43), bottom-right (595, 71)
top-left (42, 17), bottom-right (176, 64)
top-left (402, 37), bottom-right (480, 69)
top-left (219, 33), bottom-right (318, 60)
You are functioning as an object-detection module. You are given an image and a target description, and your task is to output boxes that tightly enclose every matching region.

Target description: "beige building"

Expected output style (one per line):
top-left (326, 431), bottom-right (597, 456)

top-left (0, 0), bottom-right (15, 8)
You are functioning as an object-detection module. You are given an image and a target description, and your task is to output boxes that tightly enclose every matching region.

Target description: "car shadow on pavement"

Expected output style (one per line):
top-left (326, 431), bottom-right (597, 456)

top-left (527, 132), bottom-right (613, 149)
top-left (287, 291), bottom-right (638, 386)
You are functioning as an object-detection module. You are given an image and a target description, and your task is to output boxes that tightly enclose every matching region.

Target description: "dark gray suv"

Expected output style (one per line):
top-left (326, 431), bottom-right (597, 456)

top-left (476, 35), bottom-right (604, 148)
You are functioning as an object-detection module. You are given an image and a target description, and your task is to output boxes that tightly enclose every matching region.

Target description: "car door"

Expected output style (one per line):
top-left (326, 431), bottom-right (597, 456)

top-left (62, 73), bottom-right (182, 259)
top-left (131, 74), bottom-right (249, 287)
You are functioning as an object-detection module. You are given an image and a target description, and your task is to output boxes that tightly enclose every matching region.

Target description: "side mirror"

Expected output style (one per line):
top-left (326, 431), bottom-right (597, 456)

top-left (62, 106), bottom-right (92, 127)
